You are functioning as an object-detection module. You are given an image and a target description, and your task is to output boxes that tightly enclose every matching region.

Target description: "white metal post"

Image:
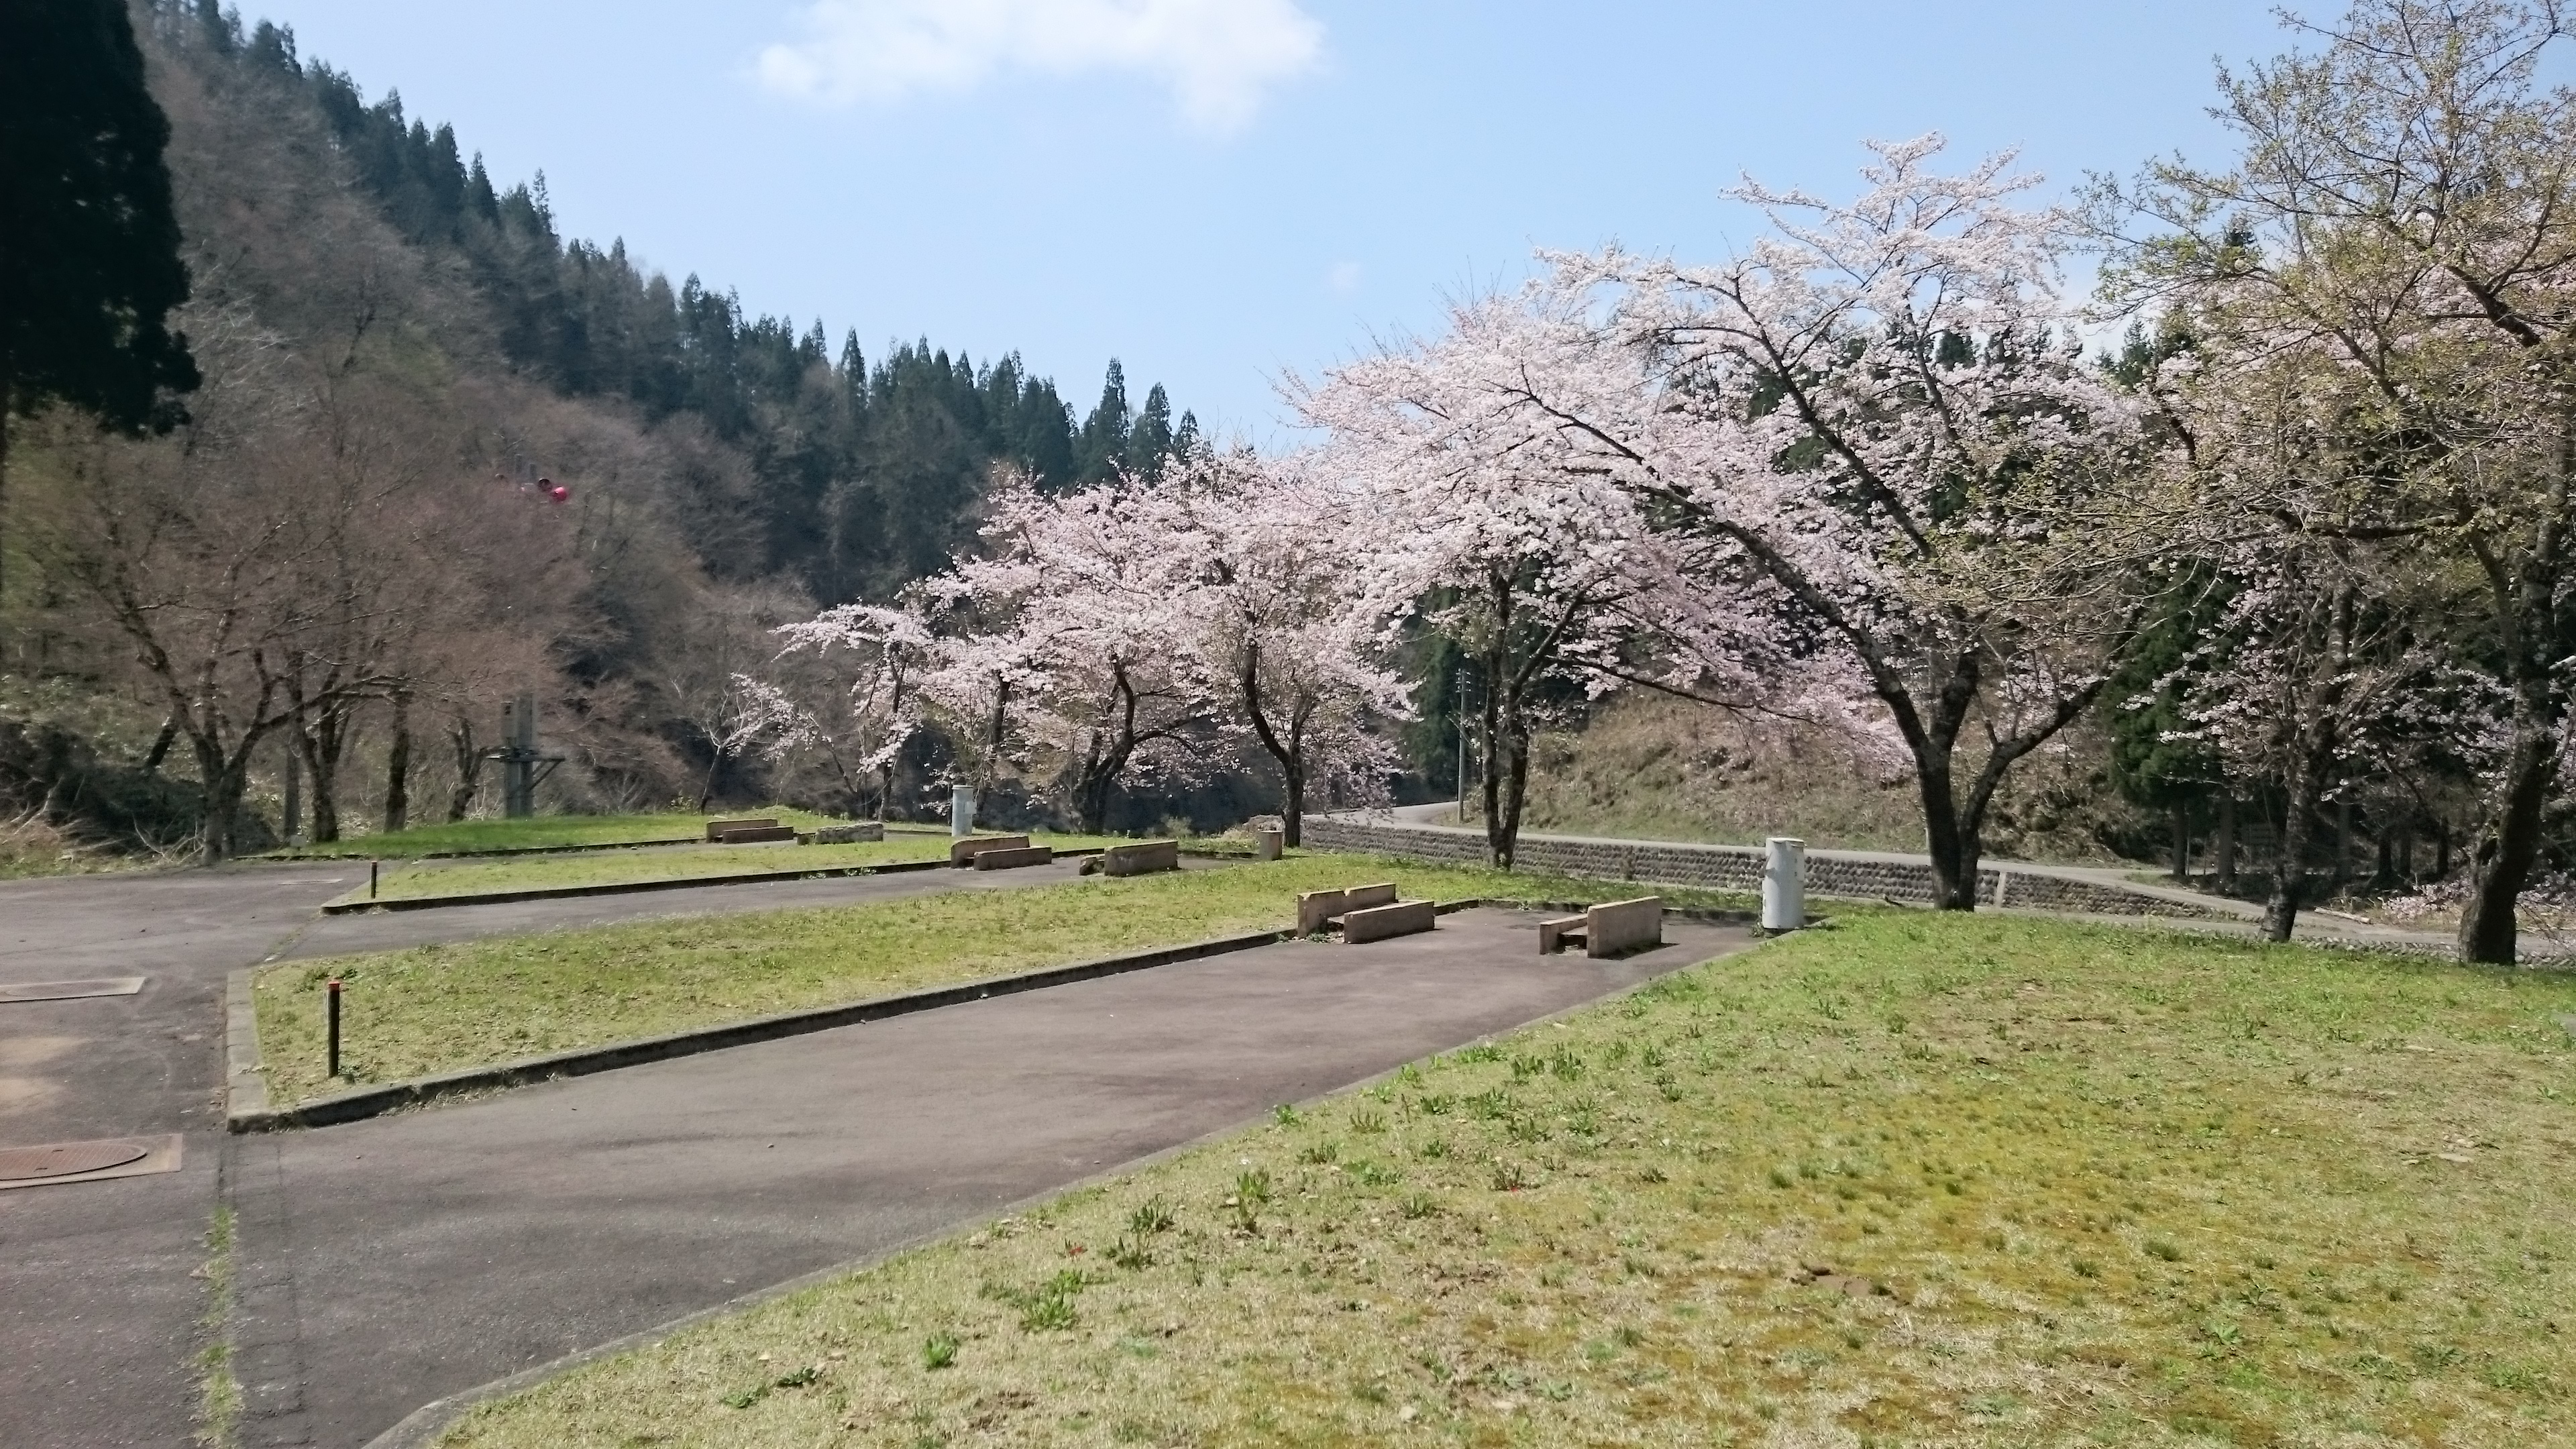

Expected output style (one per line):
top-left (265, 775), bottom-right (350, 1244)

top-left (950, 784), bottom-right (974, 837)
top-left (1762, 837), bottom-right (1807, 931)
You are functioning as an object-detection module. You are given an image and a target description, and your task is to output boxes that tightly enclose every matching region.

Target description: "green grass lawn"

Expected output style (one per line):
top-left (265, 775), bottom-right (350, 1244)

top-left (256, 854), bottom-right (1739, 1107)
top-left (428, 913), bottom-right (2576, 1448)
top-left (334, 833), bottom-right (1122, 904)
top-left (264, 808), bottom-right (853, 859)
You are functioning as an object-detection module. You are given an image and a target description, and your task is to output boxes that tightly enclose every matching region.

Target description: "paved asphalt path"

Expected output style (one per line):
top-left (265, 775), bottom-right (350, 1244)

top-left (0, 852), bottom-right (1157, 1448)
top-left (231, 909), bottom-right (1751, 1448)
top-left (0, 864), bottom-right (361, 1449)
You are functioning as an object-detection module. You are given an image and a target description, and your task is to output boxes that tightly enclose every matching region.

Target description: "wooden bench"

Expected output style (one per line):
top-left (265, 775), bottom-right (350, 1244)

top-left (1099, 839), bottom-right (1181, 877)
top-left (971, 844), bottom-right (1054, 871)
top-left (950, 834), bottom-right (1032, 867)
top-left (1538, 896), bottom-right (1664, 959)
top-left (706, 816), bottom-right (786, 843)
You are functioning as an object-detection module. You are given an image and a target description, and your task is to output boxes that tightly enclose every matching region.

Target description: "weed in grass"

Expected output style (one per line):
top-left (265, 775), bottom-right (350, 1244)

top-left (721, 1383), bottom-right (769, 1409)
top-left (1399, 1192), bottom-right (1439, 1220)
top-left (1417, 1138), bottom-right (1449, 1161)
top-left (1272, 1104), bottom-right (1303, 1126)
top-left (1768, 1167), bottom-right (1795, 1189)
top-left (1298, 1140), bottom-right (1340, 1165)
top-left (1492, 1161), bottom-right (1533, 1191)
top-left (1456, 1044), bottom-right (1504, 1064)
top-left (1108, 1236), bottom-right (1154, 1270)
top-left (922, 1333), bottom-right (960, 1369)
top-left (2147, 1238), bottom-right (2184, 1262)
top-left (1128, 1197), bottom-right (1177, 1235)
top-left (1350, 1109), bottom-right (1387, 1134)
top-left (1348, 1159), bottom-right (1403, 1189)
top-left (1417, 1092), bottom-right (1454, 1116)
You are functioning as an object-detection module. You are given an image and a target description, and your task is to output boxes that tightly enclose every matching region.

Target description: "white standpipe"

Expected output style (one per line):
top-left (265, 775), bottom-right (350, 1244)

top-left (1762, 837), bottom-right (1807, 931)
top-left (951, 784), bottom-right (974, 837)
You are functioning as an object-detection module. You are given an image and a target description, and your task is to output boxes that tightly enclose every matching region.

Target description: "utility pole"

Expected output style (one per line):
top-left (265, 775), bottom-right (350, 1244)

top-left (490, 692), bottom-right (563, 818)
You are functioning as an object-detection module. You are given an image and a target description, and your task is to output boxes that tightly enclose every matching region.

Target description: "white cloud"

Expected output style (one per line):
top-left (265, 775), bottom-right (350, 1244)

top-left (757, 0), bottom-right (1324, 135)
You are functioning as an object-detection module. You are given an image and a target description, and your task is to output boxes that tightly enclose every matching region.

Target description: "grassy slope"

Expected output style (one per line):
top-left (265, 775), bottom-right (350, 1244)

top-left (439, 914), bottom-right (2576, 1448)
top-left (255, 855), bottom-right (1743, 1107)
top-left (342, 835), bottom-right (1119, 903)
top-left (264, 809), bottom-right (852, 859)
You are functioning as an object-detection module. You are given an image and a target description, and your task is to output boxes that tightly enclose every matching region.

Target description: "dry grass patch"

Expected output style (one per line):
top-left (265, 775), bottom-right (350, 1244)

top-left (435, 913), bottom-right (2576, 1448)
top-left (256, 853), bottom-right (1741, 1108)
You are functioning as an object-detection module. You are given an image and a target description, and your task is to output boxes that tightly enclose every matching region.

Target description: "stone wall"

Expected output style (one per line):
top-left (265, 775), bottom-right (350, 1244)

top-left (1302, 817), bottom-right (2227, 921)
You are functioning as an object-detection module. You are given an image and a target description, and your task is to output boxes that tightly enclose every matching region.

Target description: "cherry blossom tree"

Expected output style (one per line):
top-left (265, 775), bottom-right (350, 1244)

top-left (929, 470), bottom-right (1220, 833)
top-left (1120, 447), bottom-right (1407, 845)
top-left (1294, 297), bottom-right (1677, 868)
top-left (2094, 0), bottom-right (2576, 962)
top-left (727, 600), bottom-right (934, 820)
top-left (1485, 138), bottom-right (2150, 908)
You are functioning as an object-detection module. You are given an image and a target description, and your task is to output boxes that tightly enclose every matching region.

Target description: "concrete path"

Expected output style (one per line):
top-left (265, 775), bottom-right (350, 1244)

top-left (228, 908), bottom-right (1750, 1448)
top-left (0, 852), bottom-right (1157, 1448)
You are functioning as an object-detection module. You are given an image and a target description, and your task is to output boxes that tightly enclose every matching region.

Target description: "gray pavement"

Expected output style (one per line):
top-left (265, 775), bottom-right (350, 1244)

top-left (0, 864), bottom-right (360, 1449)
top-left (0, 852), bottom-right (1156, 1448)
top-left (229, 908), bottom-right (1750, 1448)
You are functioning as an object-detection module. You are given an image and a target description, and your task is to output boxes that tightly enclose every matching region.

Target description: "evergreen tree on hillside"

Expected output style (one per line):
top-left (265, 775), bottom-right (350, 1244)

top-left (1, 0), bottom-right (201, 598)
top-left (1079, 361), bottom-right (1133, 484)
top-left (139, 1), bottom-right (1201, 606)
top-left (1127, 382), bottom-right (1175, 480)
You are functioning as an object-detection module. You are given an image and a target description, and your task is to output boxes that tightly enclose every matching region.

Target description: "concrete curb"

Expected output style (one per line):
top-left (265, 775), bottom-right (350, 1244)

top-left (356, 914), bottom-right (1768, 1449)
top-left (260, 837), bottom-right (714, 863)
top-left (225, 968), bottom-right (270, 1120)
top-left (317, 850), bottom-right (1107, 914)
top-left (227, 923), bottom-right (1287, 1134)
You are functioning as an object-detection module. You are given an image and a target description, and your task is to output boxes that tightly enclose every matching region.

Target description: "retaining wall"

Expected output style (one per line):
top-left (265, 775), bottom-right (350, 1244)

top-left (1302, 817), bottom-right (2226, 921)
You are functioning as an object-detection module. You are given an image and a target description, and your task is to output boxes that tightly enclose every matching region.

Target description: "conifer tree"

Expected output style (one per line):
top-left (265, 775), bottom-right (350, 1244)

top-left (1, 0), bottom-right (201, 600)
top-left (1127, 382), bottom-right (1175, 480)
top-left (1079, 360), bottom-right (1133, 484)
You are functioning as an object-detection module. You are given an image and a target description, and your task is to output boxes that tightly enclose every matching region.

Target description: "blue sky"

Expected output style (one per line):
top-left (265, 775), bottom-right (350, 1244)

top-left (239, 0), bottom-right (2290, 441)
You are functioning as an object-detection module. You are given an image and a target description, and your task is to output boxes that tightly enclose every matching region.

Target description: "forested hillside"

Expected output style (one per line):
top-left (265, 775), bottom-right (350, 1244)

top-left (0, 0), bottom-right (1208, 861)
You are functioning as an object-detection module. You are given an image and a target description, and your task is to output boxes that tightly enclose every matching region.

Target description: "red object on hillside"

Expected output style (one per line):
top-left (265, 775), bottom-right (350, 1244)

top-left (548, 484), bottom-right (570, 502)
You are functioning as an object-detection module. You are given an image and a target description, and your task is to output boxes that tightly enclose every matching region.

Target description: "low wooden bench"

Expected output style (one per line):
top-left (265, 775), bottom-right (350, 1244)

top-left (1094, 839), bottom-right (1180, 877)
top-left (802, 821), bottom-right (885, 845)
top-left (971, 844), bottom-right (1054, 871)
top-left (1538, 896), bottom-right (1664, 959)
top-left (706, 816), bottom-right (784, 843)
top-left (950, 834), bottom-right (1032, 867)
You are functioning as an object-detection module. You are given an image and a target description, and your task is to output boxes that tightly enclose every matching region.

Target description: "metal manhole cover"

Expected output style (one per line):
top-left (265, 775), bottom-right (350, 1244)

top-left (0, 1142), bottom-right (149, 1181)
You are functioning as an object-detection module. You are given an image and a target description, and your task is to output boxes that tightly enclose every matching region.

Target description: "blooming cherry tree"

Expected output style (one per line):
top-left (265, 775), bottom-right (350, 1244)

top-left (1474, 138), bottom-right (2151, 906)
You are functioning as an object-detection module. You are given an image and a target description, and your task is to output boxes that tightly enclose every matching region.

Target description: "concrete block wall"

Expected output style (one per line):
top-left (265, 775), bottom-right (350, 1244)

top-left (1302, 818), bottom-right (2227, 921)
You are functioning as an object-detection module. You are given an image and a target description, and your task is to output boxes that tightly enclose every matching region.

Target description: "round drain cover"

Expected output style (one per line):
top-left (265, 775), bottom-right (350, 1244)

top-left (0, 1141), bottom-right (148, 1181)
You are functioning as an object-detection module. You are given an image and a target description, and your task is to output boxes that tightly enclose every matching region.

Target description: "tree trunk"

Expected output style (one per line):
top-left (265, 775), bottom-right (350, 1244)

top-left (2458, 711), bottom-right (2555, 963)
top-left (142, 714), bottom-right (177, 775)
top-left (447, 716), bottom-right (482, 822)
top-left (1911, 748), bottom-right (1980, 910)
top-left (974, 676), bottom-right (1010, 830)
top-left (2171, 800), bottom-right (2191, 882)
top-left (1238, 648), bottom-right (1311, 848)
top-left (300, 700), bottom-right (351, 844)
top-left (383, 690), bottom-right (411, 834)
top-left (0, 374), bottom-right (13, 609)
top-left (2215, 794), bottom-right (2238, 893)
top-left (1479, 645), bottom-right (1532, 870)
top-left (2263, 773), bottom-right (2328, 943)
top-left (281, 741), bottom-right (302, 846)
top-left (2332, 796), bottom-right (2353, 888)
